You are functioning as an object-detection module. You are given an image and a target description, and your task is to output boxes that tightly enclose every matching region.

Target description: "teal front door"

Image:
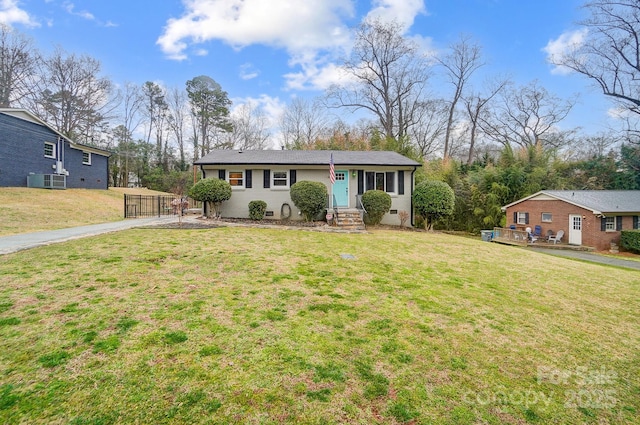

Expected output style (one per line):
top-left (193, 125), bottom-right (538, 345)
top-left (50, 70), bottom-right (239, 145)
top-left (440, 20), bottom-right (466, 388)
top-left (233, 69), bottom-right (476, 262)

top-left (333, 170), bottom-right (349, 207)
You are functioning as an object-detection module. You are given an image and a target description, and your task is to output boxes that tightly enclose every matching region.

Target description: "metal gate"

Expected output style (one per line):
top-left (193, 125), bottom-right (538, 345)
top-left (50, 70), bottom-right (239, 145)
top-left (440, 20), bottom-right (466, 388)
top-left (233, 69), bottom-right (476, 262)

top-left (124, 194), bottom-right (184, 218)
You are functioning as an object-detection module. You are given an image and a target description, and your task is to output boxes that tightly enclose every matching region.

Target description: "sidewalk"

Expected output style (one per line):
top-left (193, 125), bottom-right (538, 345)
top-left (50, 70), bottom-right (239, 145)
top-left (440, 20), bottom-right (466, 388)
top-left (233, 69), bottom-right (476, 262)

top-left (527, 247), bottom-right (640, 271)
top-left (0, 216), bottom-right (182, 255)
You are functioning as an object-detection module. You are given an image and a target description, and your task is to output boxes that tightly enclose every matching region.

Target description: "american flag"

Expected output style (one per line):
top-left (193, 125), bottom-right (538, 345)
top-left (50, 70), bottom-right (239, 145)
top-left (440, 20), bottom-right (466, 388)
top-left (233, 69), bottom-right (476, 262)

top-left (329, 153), bottom-right (336, 184)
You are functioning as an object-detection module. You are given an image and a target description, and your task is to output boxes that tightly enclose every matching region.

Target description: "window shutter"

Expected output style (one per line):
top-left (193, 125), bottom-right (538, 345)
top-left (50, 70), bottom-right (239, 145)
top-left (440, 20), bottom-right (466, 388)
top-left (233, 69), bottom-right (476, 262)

top-left (290, 170), bottom-right (296, 185)
top-left (366, 172), bottom-right (375, 192)
top-left (616, 216), bottom-right (622, 231)
top-left (601, 217), bottom-right (607, 231)
top-left (357, 170), bottom-right (364, 195)
top-left (513, 212), bottom-right (517, 223)
top-left (398, 171), bottom-right (405, 195)
top-left (634, 216), bottom-right (639, 229)
top-left (245, 170), bottom-right (252, 188)
top-left (263, 169), bottom-right (270, 188)
top-left (525, 212), bottom-right (529, 224)
top-left (218, 170), bottom-right (225, 180)
top-left (385, 172), bottom-right (395, 193)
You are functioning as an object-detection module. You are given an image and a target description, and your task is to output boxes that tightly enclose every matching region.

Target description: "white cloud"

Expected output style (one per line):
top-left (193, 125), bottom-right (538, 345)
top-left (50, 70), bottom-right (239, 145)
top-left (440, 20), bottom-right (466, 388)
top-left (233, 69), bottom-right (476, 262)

top-left (63, 1), bottom-right (95, 20)
top-left (239, 63), bottom-right (259, 80)
top-left (0, 0), bottom-right (39, 27)
top-left (543, 28), bottom-right (587, 75)
top-left (365, 0), bottom-right (427, 28)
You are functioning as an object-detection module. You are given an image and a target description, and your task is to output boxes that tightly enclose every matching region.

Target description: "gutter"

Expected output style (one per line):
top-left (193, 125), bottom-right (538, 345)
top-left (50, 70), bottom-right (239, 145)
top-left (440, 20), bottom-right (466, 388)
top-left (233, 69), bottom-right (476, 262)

top-left (410, 166), bottom-right (417, 227)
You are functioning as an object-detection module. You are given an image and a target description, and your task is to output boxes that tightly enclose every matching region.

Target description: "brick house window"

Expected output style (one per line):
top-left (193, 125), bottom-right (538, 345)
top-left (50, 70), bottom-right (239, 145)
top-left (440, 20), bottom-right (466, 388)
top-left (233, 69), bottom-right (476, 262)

top-left (515, 211), bottom-right (529, 225)
top-left (541, 213), bottom-right (552, 222)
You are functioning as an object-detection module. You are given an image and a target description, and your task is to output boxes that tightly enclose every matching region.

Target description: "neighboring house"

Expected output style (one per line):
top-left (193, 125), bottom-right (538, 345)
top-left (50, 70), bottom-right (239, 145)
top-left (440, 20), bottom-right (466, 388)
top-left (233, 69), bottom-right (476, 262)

top-left (0, 108), bottom-right (110, 190)
top-left (502, 190), bottom-right (640, 250)
top-left (194, 149), bottom-right (422, 226)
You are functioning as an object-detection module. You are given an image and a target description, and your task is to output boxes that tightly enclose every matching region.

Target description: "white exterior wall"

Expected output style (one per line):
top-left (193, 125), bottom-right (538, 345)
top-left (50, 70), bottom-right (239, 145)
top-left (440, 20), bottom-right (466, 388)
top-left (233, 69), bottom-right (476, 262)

top-left (201, 164), bottom-right (417, 226)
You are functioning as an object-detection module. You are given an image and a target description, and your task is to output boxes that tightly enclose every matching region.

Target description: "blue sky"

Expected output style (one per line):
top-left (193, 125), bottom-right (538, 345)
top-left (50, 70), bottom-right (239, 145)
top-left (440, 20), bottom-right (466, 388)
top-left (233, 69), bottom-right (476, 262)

top-left (1, 0), bottom-right (616, 142)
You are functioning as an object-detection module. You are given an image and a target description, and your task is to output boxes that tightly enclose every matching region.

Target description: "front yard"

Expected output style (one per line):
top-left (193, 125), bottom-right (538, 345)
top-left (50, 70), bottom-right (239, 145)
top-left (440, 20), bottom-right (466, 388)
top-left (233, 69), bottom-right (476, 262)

top-left (0, 227), bottom-right (638, 424)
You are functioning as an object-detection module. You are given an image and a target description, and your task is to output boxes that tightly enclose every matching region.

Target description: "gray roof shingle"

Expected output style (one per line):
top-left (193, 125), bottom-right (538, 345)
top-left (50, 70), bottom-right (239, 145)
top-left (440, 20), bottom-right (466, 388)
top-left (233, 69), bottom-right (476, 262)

top-left (542, 190), bottom-right (640, 214)
top-left (194, 149), bottom-right (421, 167)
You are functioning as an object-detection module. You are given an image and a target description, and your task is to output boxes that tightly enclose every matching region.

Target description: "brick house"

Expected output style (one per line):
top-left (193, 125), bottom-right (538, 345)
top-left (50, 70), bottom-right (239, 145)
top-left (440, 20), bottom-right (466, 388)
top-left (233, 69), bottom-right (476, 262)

top-left (502, 190), bottom-right (640, 251)
top-left (0, 108), bottom-right (110, 189)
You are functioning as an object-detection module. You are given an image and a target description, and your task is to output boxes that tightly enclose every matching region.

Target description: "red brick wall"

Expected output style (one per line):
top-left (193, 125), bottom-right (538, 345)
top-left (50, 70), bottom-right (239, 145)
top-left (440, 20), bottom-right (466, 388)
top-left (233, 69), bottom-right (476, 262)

top-left (505, 199), bottom-right (636, 251)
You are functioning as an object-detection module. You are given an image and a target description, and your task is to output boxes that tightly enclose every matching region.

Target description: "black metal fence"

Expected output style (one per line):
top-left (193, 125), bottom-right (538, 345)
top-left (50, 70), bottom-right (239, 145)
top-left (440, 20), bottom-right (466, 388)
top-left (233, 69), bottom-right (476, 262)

top-left (124, 194), bottom-right (200, 218)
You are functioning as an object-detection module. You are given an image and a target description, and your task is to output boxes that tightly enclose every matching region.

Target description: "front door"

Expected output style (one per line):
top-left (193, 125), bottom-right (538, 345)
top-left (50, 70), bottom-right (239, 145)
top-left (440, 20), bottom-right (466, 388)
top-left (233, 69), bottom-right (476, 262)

top-left (569, 214), bottom-right (582, 245)
top-left (333, 170), bottom-right (349, 207)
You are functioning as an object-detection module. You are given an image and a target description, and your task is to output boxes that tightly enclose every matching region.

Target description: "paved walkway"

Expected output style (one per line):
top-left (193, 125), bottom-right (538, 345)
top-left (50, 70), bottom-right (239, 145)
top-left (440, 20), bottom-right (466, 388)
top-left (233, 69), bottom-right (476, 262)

top-left (527, 247), bottom-right (640, 271)
top-left (0, 216), bottom-right (181, 255)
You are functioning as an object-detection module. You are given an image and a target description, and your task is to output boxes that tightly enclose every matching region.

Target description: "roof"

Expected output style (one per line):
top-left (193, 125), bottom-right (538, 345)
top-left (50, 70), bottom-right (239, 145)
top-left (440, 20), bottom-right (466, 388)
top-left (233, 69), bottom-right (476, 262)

top-left (0, 108), bottom-right (111, 157)
top-left (502, 190), bottom-right (640, 215)
top-left (194, 149), bottom-right (422, 167)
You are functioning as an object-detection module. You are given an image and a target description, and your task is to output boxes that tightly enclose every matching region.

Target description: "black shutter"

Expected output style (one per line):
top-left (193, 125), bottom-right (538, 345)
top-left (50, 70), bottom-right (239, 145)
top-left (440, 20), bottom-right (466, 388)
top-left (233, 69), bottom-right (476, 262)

top-left (398, 171), bottom-right (405, 195)
top-left (634, 216), bottom-right (639, 229)
top-left (601, 217), bottom-right (607, 231)
top-left (357, 170), bottom-right (364, 195)
top-left (513, 212), bottom-right (517, 224)
top-left (290, 170), bottom-right (296, 185)
top-left (525, 212), bottom-right (529, 224)
top-left (366, 172), bottom-right (375, 192)
top-left (218, 169), bottom-right (225, 180)
top-left (245, 170), bottom-right (252, 188)
top-left (385, 172), bottom-right (395, 193)
top-left (616, 216), bottom-right (622, 231)
top-left (263, 169), bottom-right (270, 188)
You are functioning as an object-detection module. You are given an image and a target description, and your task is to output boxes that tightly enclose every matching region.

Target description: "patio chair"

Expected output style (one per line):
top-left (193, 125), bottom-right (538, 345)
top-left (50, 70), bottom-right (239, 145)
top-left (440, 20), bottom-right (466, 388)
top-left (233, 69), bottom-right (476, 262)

top-left (547, 229), bottom-right (564, 244)
top-left (533, 225), bottom-right (542, 238)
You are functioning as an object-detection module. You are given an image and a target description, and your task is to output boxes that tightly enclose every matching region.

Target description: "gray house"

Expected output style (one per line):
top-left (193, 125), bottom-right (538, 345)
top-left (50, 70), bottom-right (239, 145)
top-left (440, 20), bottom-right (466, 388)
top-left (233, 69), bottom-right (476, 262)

top-left (194, 149), bottom-right (422, 226)
top-left (0, 108), bottom-right (110, 189)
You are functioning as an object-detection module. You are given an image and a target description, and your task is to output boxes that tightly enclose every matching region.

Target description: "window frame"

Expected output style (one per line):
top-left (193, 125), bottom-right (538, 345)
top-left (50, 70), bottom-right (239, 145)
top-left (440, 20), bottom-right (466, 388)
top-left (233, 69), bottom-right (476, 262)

top-left (365, 170), bottom-right (396, 194)
top-left (272, 170), bottom-right (289, 188)
top-left (228, 170), bottom-right (245, 188)
top-left (517, 212), bottom-right (528, 225)
top-left (605, 216), bottom-right (615, 231)
top-left (44, 142), bottom-right (56, 159)
top-left (82, 151), bottom-right (91, 165)
top-left (541, 212), bottom-right (552, 222)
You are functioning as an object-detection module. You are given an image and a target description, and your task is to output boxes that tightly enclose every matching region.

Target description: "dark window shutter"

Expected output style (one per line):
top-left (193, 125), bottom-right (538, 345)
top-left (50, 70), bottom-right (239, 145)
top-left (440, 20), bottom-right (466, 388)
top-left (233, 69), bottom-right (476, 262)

top-left (357, 170), bottom-right (364, 195)
top-left (634, 216), bottom-right (639, 229)
top-left (601, 217), bottom-right (607, 231)
top-left (385, 172), bottom-right (395, 193)
top-left (513, 212), bottom-right (517, 223)
top-left (366, 172), bottom-right (375, 192)
top-left (290, 170), bottom-right (296, 185)
top-left (525, 212), bottom-right (529, 224)
top-left (263, 169), bottom-right (270, 188)
top-left (398, 171), bottom-right (405, 195)
top-left (218, 169), bottom-right (225, 180)
top-left (245, 170), bottom-right (252, 188)
top-left (616, 216), bottom-right (622, 231)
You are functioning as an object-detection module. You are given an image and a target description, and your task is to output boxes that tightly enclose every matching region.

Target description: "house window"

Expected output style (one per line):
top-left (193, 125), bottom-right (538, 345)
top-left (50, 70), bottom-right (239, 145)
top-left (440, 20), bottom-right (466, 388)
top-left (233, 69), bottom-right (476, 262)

top-left (605, 216), bottom-right (615, 231)
top-left (82, 152), bottom-right (91, 165)
top-left (272, 171), bottom-right (288, 187)
top-left (517, 212), bottom-right (528, 225)
top-left (366, 171), bottom-right (395, 193)
top-left (44, 142), bottom-right (56, 158)
top-left (541, 213), bottom-right (552, 222)
top-left (229, 171), bottom-right (244, 187)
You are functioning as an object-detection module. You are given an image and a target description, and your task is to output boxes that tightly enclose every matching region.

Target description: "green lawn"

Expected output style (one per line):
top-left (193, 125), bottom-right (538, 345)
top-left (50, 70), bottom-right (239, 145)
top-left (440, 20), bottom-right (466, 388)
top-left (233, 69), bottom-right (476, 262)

top-left (0, 227), bottom-right (638, 424)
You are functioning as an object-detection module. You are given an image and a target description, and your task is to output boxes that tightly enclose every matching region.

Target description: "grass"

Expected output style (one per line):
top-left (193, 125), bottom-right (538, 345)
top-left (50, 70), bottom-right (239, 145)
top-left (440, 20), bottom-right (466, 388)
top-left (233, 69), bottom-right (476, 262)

top-left (0, 187), bottom-right (170, 236)
top-left (0, 226), bottom-right (638, 424)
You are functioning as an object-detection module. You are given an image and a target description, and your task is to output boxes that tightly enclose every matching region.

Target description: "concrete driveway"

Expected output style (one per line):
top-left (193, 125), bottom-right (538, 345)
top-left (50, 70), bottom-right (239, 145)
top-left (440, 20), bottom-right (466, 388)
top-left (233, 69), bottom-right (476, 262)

top-left (528, 247), bottom-right (640, 271)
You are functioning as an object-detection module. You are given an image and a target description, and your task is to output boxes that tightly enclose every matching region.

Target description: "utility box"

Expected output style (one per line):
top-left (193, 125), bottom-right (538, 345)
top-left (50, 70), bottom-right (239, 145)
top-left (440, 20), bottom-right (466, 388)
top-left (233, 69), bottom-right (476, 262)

top-left (27, 174), bottom-right (67, 189)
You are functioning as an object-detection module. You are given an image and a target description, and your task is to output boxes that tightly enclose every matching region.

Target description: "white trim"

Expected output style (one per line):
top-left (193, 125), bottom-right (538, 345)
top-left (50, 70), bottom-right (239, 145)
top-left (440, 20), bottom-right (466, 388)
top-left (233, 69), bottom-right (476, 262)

top-left (228, 170), bottom-right (245, 188)
top-left (82, 151), bottom-right (92, 165)
top-left (44, 141), bottom-right (56, 159)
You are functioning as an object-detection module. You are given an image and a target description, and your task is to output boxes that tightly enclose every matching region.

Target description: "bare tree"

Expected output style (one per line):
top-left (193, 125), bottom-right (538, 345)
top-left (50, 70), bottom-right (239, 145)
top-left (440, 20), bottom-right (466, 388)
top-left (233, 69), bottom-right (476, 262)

top-left (141, 81), bottom-right (170, 168)
top-left (226, 102), bottom-right (270, 150)
top-left (280, 97), bottom-right (330, 149)
top-left (166, 86), bottom-right (190, 171)
top-left (407, 98), bottom-right (448, 159)
top-left (437, 35), bottom-right (485, 158)
top-left (32, 48), bottom-right (113, 142)
top-left (549, 0), bottom-right (640, 121)
top-left (0, 24), bottom-right (39, 107)
top-left (112, 82), bottom-right (143, 186)
top-left (479, 80), bottom-right (575, 150)
top-left (325, 19), bottom-right (431, 142)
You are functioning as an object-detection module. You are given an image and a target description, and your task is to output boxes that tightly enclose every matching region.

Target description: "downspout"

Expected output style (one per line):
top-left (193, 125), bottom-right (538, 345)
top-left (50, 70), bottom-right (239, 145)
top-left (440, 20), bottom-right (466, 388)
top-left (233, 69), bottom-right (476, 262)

top-left (410, 166), bottom-right (417, 227)
top-left (201, 167), bottom-right (207, 217)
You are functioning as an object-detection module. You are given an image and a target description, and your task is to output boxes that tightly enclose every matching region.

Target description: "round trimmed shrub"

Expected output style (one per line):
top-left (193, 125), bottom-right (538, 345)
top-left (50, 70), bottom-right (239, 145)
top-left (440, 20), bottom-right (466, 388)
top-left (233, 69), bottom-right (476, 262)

top-left (248, 200), bottom-right (267, 220)
top-left (412, 180), bottom-right (455, 230)
top-left (188, 178), bottom-right (232, 218)
top-left (290, 180), bottom-right (328, 221)
top-left (361, 190), bottom-right (392, 225)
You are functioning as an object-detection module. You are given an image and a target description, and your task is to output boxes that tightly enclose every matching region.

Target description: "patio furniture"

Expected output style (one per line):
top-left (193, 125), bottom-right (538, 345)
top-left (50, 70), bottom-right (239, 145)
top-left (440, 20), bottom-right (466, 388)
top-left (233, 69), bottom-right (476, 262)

top-left (548, 229), bottom-right (564, 244)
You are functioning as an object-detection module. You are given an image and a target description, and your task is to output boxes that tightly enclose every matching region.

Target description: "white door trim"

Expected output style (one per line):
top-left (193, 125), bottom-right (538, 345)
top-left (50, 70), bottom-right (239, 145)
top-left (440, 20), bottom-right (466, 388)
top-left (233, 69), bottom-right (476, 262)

top-left (568, 214), bottom-right (582, 245)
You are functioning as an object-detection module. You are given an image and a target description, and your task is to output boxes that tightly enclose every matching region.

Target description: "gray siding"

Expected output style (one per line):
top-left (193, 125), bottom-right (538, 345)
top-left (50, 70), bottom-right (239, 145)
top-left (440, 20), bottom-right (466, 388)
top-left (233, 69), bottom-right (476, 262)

top-left (0, 113), bottom-right (109, 189)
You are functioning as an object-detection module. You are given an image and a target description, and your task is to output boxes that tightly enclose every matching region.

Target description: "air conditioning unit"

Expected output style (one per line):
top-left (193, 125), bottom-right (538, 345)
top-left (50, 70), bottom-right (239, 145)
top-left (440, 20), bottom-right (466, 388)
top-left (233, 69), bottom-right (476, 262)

top-left (27, 174), bottom-right (67, 189)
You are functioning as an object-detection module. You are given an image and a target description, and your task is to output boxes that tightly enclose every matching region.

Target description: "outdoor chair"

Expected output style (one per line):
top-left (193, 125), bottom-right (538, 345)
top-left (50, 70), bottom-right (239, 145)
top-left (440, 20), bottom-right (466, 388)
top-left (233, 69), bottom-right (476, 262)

top-left (547, 229), bottom-right (564, 244)
top-left (546, 229), bottom-right (554, 241)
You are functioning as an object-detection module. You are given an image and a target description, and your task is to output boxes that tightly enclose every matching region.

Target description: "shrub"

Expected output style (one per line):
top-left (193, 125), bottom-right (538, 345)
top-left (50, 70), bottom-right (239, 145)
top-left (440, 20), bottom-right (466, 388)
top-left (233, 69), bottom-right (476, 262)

top-left (412, 180), bottom-right (455, 230)
top-left (620, 230), bottom-right (640, 253)
top-left (361, 190), bottom-right (392, 225)
top-left (290, 181), bottom-right (328, 221)
top-left (248, 200), bottom-right (267, 220)
top-left (188, 178), bottom-right (232, 218)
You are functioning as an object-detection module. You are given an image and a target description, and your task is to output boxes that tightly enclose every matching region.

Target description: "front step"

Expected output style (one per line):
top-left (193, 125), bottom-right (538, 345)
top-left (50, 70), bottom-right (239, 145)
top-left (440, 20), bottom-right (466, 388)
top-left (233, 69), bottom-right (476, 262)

top-left (333, 208), bottom-right (366, 231)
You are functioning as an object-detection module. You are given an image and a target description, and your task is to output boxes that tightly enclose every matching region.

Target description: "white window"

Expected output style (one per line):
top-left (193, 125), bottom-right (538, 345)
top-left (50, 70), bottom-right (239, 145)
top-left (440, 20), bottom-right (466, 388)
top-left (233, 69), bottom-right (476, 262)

top-left (517, 212), bottom-right (528, 225)
top-left (541, 213), bottom-right (552, 222)
top-left (366, 171), bottom-right (395, 193)
top-left (605, 216), bottom-right (615, 231)
top-left (82, 151), bottom-right (91, 165)
top-left (44, 142), bottom-right (56, 158)
top-left (272, 171), bottom-right (288, 187)
top-left (229, 171), bottom-right (244, 187)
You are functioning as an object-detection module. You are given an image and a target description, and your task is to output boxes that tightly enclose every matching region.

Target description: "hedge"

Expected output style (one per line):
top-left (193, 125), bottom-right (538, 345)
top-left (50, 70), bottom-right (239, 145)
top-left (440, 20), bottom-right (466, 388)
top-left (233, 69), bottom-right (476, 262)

top-left (620, 230), bottom-right (640, 253)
